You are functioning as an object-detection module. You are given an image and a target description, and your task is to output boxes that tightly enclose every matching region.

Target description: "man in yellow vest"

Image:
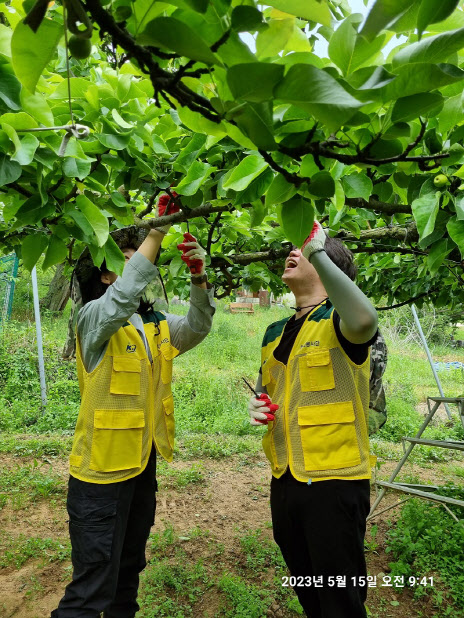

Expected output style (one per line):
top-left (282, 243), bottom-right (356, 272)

top-left (52, 202), bottom-right (215, 617)
top-left (248, 221), bottom-right (378, 618)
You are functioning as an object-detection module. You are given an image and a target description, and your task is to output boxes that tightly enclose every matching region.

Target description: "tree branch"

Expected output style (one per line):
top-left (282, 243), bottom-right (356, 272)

top-left (345, 197), bottom-right (412, 215)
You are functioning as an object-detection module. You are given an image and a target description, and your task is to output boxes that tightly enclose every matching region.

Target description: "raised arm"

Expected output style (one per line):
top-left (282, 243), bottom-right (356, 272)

top-left (302, 222), bottom-right (378, 344)
top-left (77, 230), bottom-right (164, 352)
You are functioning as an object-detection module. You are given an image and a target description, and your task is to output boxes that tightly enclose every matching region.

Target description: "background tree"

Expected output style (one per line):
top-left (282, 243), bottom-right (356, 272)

top-left (1, 0), bottom-right (464, 307)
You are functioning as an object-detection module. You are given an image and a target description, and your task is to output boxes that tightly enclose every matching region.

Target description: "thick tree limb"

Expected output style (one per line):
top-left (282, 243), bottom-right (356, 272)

top-left (345, 197), bottom-right (412, 215)
top-left (134, 202), bottom-right (237, 229)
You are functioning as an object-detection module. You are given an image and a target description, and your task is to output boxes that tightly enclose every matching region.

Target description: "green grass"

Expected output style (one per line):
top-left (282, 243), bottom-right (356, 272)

top-left (0, 534), bottom-right (70, 569)
top-left (385, 491), bottom-right (464, 614)
top-left (0, 461), bottom-right (65, 508)
top-left (157, 461), bottom-right (205, 489)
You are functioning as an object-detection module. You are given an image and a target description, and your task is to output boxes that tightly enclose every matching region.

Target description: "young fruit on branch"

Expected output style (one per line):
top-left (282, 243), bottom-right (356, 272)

top-left (68, 34), bottom-right (92, 59)
top-left (434, 174), bottom-right (450, 188)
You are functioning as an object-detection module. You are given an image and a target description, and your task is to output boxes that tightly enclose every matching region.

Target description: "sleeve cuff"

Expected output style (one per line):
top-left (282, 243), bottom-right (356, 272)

top-left (190, 282), bottom-right (216, 307)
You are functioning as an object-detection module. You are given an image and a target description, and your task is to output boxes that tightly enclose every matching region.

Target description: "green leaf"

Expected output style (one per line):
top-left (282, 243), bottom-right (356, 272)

top-left (274, 64), bottom-right (362, 132)
top-left (447, 216), bottom-right (464, 256)
top-left (15, 195), bottom-right (54, 225)
top-left (75, 194), bottom-right (109, 247)
top-left (0, 65), bottom-right (21, 110)
top-left (175, 134), bottom-right (207, 172)
top-left (328, 14), bottom-right (362, 76)
top-left (417, 0), bottom-right (460, 38)
top-left (342, 173), bottom-right (373, 201)
top-left (42, 235), bottom-right (68, 271)
top-left (20, 89), bottom-right (54, 126)
top-left (265, 174), bottom-right (297, 207)
top-left (265, 0), bottom-right (331, 25)
top-left (391, 92), bottom-right (444, 122)
top-left (11, 19), bottom-right (62, 93)
top-left (234, 167), bottom-right (273, 205)
top-left (231, 6), bottom-right (264, 32)
top-left (249, 201), bottom-right (266, 228)
top-left (50, 78), bottom-right (93, 100)
top-left (63, 157), bottom-right (92, 180)
top-left (427, 238), bottom-right (453, 273)
top-left (227, 63), bottom-right (284, 102)
top-left (0, 23), bottom-right (12, 58)
top-left (138, 17), bottom-right (218, 65)
top-left (280, 197), bottom-right (315, 246)
top-left (152, 135), bottom-right (170, 155)
top-left (228, 101), bottom-right (276, 150)
top-left (309, 171), bottom-right (335, 198)
top-left (360, 0), bottom-right (417, 41)
top-left (64, 205), bottom-right (94, 238)
top-left (172, 160), bottom-right (215, 196)
top-left (21, 234), bottom-right (48, 271)
top-left (104, 234), bottom-right (125, 276)
top-left (455, 195), bottom-right (464, 221)
top-left (11, 133), bottom-right (39, 165)
top-left (393, 27), bottom-right (464, 67)
top-left (97, 133), bottom-right (132, 150)
top-left (412, 192), bottom-right (440, 241)
top-left (256, 19), bottom-right (294, 59)
top-left (379, 63), bottom-right (464, 103)
top-left (0, 111), bottom-right (37, 130)
top-left (0, 153), bottom-right (22, 185)
top-left (223, 155), bottom-right (268, 192)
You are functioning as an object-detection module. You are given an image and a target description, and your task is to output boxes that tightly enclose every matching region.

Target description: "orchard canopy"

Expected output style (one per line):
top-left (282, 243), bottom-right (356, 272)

top-left (1, 0), bottom-right (464, 306)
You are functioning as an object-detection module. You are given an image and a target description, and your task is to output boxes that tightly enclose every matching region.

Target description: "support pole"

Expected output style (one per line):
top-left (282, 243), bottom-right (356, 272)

top-left (411, 304), bottom-right (452, 419)
top-left (32, 266), bottom-right (47, 410)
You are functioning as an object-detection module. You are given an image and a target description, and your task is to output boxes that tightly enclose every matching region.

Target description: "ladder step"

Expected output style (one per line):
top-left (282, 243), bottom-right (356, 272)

top-left (375, 482), bottom-right (464, 508)
top-left (403, 437), bottom-right (464, 451)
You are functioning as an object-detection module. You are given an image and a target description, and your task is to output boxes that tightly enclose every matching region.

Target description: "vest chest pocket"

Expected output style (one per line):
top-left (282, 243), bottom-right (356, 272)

top-left (298, 402), bottom-right (361, 471)
top-left (90, 409), bottom-right (145, 472)
top-left (298, 349), bottom-right (334, 392)
top-left (110, 357), bottom-right (141, 396)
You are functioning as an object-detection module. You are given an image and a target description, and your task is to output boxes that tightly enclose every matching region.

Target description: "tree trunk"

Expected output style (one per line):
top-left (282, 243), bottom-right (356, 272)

top-left (40, 263), bottom-right (71, 312)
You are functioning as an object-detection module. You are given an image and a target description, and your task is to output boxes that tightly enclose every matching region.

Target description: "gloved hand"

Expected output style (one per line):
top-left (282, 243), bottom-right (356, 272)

top-left (248, 393), bottom-right (279, 426)
top-left (301, 220), bottom-right (326, 261)
top-left (155, 191), bottom-right (180, 234)
top-left (177, 233), bottom-right (206, 276)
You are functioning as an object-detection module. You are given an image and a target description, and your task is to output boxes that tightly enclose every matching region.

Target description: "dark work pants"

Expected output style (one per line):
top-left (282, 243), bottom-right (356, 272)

top-left (51, 450), bottom-right (157, 618)
top-left (271, 472), bottom-right (370, 618)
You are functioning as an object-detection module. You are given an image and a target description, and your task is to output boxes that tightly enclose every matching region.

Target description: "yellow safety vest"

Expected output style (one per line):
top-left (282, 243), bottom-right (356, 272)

top-left (70, 313), bottom-right (179, 484)
top-left (261, 302), bottom-right (374, 483)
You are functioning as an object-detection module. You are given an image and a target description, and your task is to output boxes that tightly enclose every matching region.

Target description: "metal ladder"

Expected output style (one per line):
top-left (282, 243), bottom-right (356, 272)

top-left (368, 396), bottom-right (464, 523)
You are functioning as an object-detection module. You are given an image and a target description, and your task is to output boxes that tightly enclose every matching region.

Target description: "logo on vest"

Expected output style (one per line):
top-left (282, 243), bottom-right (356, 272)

top-left (126, 344), bottom-right (137, 352)
top-left (157, 338), bottom-right (169, 349)
top-left (301, 341), bottom-right (320, 348)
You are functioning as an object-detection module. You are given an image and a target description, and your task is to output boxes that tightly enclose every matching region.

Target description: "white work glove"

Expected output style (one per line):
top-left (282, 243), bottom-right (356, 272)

top-left (248, 393), bottom-right (279, 426)
top-left (177, 232), bottom-right (206, 276)
top-left (301, 220), bottom-right (327, 261)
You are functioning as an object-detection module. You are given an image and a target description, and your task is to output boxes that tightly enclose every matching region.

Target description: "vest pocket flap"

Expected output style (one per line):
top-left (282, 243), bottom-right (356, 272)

top-left (112, 357), bottom-right (141, 373)
top-left (160, 344), bottom-right (179, 361)
top-left (94, 409), bottom-right (145, 429)
top-left (303, 349), bottom-right (330, 367)
top-left (162, 394), bottom-right (174, 415)
top-left (298, 402), bottom-right (355, 426)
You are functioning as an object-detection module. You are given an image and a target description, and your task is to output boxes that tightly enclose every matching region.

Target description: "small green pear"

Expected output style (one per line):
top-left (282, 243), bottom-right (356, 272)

top-left (433, 174), bottom-right (449, 188)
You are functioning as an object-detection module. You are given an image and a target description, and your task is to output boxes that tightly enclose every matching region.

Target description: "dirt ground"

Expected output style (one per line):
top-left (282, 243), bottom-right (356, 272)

top-left (0, 450), bottom-right (462, 618)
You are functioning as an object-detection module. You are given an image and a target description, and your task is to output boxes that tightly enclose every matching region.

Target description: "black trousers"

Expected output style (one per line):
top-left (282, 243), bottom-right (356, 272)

top-left (271, 472), bottom-right (370, 618)
top-left (51, 450), bottom-right (157, 618)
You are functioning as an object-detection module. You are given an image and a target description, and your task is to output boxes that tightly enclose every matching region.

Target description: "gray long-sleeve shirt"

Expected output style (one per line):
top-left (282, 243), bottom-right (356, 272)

top-left (77, 251), bottom-right (215, 373)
